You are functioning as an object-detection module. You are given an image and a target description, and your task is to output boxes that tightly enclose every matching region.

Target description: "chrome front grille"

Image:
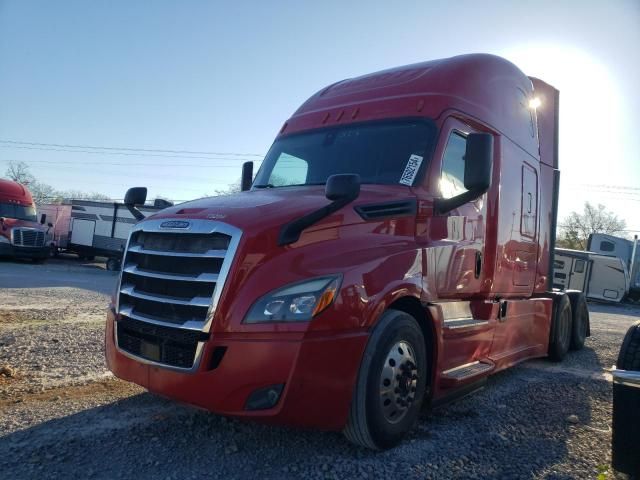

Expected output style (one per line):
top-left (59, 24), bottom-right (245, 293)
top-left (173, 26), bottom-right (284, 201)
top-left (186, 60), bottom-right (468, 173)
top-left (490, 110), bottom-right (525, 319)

top-left (115, 219), bottom-right (242, 371)
top-left (12, 228), bottom-right (45, 247)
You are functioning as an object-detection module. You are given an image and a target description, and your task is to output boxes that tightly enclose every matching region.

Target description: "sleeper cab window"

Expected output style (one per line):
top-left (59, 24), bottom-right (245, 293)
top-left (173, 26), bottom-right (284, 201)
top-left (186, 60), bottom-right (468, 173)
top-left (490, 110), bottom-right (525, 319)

top-left (600, 241), bottom-right (615, 252)
top-left (439, 132), bottom-right (468, 199)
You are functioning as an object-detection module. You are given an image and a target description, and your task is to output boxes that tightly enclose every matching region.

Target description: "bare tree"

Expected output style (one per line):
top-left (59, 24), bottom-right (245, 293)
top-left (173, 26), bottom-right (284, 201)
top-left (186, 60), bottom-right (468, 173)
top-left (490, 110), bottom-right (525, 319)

top-left (212, 178), bottom-right (242, 196)
top-left (557, 202), bottom-right (627, 250)
top-left (59, 190), bottom-right (111, 201)
top-left (5, 160), bottom-right (35, 185)
top-left (3, 161), bottom-right (111, 205)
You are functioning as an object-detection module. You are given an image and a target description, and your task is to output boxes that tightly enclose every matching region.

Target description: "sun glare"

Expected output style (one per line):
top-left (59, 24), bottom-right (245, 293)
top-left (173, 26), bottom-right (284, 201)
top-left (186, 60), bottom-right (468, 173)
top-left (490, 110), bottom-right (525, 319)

top-left (499, 44), bottom-right (625, 218)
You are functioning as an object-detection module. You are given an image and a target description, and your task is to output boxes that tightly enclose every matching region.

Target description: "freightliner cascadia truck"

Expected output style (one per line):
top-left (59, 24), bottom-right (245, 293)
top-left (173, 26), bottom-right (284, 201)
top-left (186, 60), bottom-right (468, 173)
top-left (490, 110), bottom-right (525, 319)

top-left (106, 54), bottom-right (591, 449)
top-left (0, 178), bottom-right (50, 261)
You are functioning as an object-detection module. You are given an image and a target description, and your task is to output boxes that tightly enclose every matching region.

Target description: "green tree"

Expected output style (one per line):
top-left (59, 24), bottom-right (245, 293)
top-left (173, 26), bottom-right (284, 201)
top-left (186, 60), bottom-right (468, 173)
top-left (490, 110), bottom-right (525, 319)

top-left (557, 202), bottom-right (627, 250)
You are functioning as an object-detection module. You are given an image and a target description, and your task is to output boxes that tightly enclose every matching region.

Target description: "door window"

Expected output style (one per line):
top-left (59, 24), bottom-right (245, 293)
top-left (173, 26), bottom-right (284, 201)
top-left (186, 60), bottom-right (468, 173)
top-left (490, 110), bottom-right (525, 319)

top-left (439, 132), bottom-right (468, 199)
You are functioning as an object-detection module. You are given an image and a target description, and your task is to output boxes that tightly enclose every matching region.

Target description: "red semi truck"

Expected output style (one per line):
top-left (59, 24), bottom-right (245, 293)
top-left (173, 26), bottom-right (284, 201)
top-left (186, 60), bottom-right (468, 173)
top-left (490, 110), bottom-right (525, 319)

top-left (106, 54), bottom-right (590, 449)
top-left (0, 178), bottom-right (50, 261)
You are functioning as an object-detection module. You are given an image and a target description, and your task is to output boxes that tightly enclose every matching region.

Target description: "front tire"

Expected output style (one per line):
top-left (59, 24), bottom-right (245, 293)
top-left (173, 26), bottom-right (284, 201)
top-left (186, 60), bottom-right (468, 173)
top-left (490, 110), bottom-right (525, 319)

top-left (344, 309), bottom-right (427, 450)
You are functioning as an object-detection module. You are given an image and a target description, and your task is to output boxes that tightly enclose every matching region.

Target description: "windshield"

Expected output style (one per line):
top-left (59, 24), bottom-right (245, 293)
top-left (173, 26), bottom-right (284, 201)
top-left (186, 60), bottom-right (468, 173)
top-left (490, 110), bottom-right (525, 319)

top-left (0, 202), bottom-right (37, 222)
top-left (254, 119), bottom-right (435, 188)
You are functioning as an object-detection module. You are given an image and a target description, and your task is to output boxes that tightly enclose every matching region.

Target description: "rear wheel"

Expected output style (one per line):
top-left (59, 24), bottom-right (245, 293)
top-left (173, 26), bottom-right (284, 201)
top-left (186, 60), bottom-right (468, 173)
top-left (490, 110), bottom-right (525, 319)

top-left (567, 291), bottom-right (589, 350)
top-left (106, 258), bottom-right (121, 271)
top-left (344, 309), bottom-right (427, 450)
top-left (548, 294), bottom-right (572, 362)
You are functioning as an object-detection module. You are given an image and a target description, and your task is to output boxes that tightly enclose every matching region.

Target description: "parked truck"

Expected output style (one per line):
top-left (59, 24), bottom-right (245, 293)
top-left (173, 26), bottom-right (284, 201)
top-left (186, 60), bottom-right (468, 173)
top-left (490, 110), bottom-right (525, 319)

top-left (106, 54), bottom-right (590, 449)
top-left (0, 178), bottom-right (50, 261)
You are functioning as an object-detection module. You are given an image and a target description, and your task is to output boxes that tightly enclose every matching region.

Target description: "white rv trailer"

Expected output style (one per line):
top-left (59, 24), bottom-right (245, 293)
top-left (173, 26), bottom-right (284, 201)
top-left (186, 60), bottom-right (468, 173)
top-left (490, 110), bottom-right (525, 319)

top-left (38, 199), bottom-right (170, 269)
top-left (67, 199), bottom-right (167, 265)
top-left (554, 248), bottom-right (630, 303)
top-left (588, 233), bottom-right (640, 297)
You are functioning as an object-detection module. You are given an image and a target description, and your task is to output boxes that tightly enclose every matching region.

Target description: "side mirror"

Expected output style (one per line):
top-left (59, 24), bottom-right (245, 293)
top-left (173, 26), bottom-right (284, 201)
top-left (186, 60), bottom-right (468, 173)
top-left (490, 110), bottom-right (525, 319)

top-left (40, 214), bottom-right (46, 225)
top-left (241, 161), bottom-right (254, 192)
top-left (463, 133), bottom-right (493, 192)
top-left (325, 174), bottom-right (361, 202)
top-left (435, 133), bottom-right (493, 214)
top-left (124, 187), bottom-right (147, 206)
top-left (47, 222), bottom-right (53, 228)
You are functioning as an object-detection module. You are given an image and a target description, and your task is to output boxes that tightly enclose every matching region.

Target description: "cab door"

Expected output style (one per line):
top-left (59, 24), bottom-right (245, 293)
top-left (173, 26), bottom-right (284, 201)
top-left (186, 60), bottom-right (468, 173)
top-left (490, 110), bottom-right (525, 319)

top-left (428, 117), bottom-right (488, 298)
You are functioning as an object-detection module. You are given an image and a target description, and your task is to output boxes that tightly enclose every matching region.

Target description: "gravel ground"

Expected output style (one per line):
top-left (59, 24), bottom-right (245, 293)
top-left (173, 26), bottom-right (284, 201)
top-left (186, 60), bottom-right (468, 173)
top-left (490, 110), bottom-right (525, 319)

top-left (1, 262), bottom-right (639, 479)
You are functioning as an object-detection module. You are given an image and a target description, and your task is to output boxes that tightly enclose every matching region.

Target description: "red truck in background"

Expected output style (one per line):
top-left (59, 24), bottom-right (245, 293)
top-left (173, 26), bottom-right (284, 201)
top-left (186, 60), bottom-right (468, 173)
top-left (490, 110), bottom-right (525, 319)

top-left (0, 178), bottom-right (50, 261)
top-left (106, 54), bottom-right (591, 449)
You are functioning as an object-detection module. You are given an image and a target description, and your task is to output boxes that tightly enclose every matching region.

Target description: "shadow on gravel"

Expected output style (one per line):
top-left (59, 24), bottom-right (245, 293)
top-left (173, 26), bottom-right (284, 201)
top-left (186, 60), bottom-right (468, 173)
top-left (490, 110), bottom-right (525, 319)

top-left (0, 355), bottom-right (610, 480)
top-left (0, 258), bottom-right (117, 295)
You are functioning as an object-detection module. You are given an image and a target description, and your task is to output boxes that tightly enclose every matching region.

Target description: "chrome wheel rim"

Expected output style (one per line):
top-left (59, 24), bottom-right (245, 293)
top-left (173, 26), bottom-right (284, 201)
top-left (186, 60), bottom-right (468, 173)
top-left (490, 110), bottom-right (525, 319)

top-left (379, 341), bottom-right (418, 424)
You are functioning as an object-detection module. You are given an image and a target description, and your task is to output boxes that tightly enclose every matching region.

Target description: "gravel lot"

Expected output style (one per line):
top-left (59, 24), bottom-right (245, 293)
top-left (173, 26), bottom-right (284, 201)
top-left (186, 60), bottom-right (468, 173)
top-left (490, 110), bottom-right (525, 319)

top-left (1, 259), bottom-right (639, 479)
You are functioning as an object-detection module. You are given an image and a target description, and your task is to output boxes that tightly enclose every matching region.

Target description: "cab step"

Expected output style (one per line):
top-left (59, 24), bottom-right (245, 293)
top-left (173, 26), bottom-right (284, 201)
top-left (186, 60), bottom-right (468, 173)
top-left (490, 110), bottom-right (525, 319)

top-left (440, 360), bottom-right (495, 387)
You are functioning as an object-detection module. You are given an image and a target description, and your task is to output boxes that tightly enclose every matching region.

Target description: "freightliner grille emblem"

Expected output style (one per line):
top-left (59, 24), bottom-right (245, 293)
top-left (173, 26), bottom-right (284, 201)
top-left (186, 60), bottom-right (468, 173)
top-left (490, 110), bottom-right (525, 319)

top-left (159, 220), bottom-right (190, 229)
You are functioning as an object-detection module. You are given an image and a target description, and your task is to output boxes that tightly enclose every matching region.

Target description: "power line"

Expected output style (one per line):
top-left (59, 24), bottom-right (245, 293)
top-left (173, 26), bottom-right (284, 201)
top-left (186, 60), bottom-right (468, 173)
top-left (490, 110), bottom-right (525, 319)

top-left (0, 139), bottom-right (264, 157)
top-left (0, 145), bottom-right (261, 161)
top-left (0, 158), bottom-right (261, 168)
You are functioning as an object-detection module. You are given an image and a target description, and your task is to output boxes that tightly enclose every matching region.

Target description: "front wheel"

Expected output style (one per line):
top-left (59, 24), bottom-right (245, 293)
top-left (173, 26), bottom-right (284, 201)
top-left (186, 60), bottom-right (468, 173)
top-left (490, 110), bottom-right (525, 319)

top-left (344, 309), bottom-right (427, 450)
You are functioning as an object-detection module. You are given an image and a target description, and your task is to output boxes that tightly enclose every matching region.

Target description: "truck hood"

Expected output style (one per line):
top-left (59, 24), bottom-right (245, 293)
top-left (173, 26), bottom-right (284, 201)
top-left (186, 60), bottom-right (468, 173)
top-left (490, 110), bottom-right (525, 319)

top-left (0, 217), bottom-right (46, 236)
top-left (149, 185), bottom-right (414, 237)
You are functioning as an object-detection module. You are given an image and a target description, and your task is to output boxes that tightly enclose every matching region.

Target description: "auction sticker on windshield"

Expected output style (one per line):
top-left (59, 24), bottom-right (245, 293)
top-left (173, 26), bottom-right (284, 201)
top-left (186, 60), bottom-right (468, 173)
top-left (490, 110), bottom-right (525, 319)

top-left (399, 154), bottom-right (423, 186)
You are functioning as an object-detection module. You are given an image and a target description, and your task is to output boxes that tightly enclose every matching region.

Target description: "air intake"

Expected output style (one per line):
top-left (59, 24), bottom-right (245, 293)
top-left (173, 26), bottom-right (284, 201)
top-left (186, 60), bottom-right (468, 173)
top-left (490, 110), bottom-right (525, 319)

top-left (355, 199), bottom-right (417, 221)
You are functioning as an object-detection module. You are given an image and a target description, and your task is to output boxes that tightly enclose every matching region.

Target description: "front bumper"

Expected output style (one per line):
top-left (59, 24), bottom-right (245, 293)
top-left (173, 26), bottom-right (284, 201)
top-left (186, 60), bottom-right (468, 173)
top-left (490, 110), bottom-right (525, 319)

top-left (105, 309), bottom-right (368, 430)
top-left (0, 242), bottom-right (48, 259)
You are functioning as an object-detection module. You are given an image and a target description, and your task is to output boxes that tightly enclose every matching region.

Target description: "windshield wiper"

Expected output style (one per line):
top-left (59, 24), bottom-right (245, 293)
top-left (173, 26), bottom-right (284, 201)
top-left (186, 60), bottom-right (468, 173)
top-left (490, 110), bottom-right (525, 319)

top-left (253, 184), bottom-right (274, 189)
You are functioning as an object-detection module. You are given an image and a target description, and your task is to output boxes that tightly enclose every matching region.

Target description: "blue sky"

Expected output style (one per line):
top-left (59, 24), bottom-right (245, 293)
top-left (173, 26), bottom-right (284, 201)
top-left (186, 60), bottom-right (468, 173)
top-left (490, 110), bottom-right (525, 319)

top-left (0, 0), bottom-right (638, 230)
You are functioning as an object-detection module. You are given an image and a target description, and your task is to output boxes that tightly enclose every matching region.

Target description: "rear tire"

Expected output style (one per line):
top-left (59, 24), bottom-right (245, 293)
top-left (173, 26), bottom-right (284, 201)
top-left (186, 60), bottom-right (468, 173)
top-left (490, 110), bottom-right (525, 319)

top-left (548, 294), bottom-right (572, 362)
top-left (567, 291), bottom-right (589, 350)
top-left (106, 258), bottom-right (121, 271)
top-left (344, 309), bottom-right (427, 450)
top-left (617, 321), bottom-right (640, 371)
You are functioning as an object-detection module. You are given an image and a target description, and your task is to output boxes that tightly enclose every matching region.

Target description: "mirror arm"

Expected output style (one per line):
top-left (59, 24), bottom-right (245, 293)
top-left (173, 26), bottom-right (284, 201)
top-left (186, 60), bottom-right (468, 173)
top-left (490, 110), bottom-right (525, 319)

top-left (278, 193), bottom-right (357, 246)
top-left (434, 187), bottom-right (487, 215)
top-left (126, 204), bottom-right (145, 221)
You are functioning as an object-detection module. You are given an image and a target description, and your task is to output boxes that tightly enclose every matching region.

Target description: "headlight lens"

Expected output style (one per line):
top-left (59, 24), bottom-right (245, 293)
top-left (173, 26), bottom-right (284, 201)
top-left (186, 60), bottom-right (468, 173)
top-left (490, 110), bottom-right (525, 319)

top-left (244, 276), bottom-right (341, 323)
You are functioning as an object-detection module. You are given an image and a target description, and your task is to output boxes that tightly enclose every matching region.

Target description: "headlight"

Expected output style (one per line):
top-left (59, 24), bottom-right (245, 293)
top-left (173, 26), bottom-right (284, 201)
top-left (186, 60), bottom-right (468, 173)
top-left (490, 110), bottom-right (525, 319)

top-left (0, 236), bottom-right (9, 244)
top-left (244, 276), bottom-right (341, 323)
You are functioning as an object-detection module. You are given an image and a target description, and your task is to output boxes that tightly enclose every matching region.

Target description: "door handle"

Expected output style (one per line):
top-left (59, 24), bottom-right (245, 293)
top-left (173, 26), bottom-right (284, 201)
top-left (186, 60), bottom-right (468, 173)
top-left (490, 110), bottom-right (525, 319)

top-left (475, 251), bottom-right (482, 278)
top-left (527, 192), bottom-right (532, 214)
